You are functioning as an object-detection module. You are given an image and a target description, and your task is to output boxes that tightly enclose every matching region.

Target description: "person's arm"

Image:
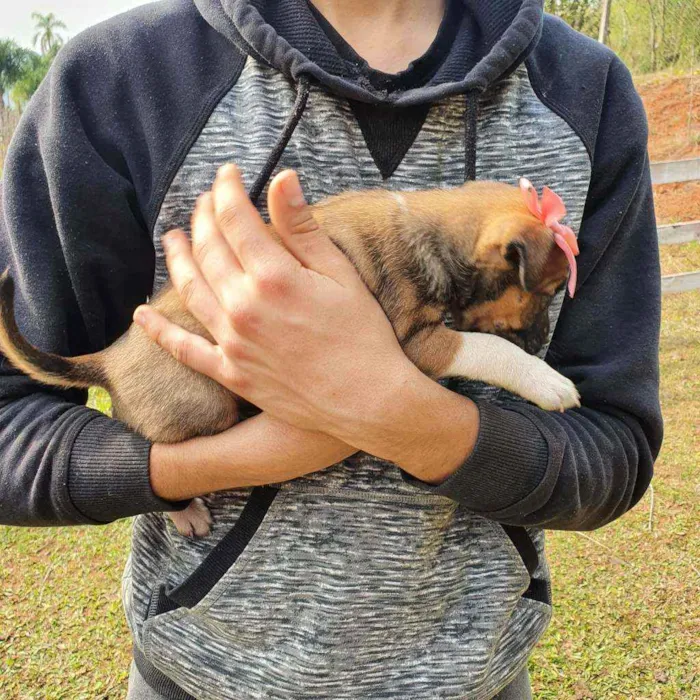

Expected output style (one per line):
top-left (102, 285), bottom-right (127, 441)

top-left (135, 166), bottom-right (481, 501)
top-left (404, 58), bottom-right (662, 530)
top-left (417, 166), bottom-right (661, 529)
top-left (0, 41), bottom-right (171, 526)
top-left (150, 413), bottom-right (355, 500)
top-left (148, 370), bottom-right (478, 501)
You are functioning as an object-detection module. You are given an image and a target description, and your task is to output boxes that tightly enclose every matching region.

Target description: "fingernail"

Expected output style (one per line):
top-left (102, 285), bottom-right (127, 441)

top-left (133, 307), bottom-right (147, 326)
top-left (282, 172), bottom-right (306, 208)
top-left (219, 163), bottom-right (240, 181)
top-left (162, 234), bottom-right (174, 251)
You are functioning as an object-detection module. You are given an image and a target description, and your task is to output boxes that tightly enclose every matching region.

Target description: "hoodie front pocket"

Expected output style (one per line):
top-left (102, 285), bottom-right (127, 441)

top-left (142, 486), bottom-right (549, 700)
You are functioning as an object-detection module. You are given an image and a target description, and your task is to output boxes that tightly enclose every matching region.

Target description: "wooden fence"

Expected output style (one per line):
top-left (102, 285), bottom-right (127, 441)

top-left (654, 157), bottom-right (700, 294)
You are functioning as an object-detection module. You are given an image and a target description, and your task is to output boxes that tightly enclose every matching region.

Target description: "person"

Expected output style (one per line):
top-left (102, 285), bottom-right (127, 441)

top-left (0, 0), bottom-right (662, 698)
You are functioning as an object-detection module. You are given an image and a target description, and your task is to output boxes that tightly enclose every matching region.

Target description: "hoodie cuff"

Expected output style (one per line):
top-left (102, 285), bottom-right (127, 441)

top-left (404, 400), bottom-right (550, 513)
top-left (68, 415), bottom-right (190, 523)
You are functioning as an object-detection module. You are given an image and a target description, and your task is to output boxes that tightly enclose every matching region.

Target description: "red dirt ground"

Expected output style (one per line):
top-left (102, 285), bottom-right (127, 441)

top-left (654, 182), bottom-right (700, 224)
top-left (635, 73), bottom-right (700, 225)
top-left (637, 74), bottom-right (700, 162)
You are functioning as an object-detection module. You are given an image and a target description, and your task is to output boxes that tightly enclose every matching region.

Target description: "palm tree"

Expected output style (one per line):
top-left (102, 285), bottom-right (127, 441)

top-left (32, 13), bottom-right (67, 56)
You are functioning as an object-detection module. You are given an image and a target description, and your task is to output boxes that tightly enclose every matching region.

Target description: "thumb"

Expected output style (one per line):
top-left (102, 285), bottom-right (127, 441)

top-left (267, 170), bottom-right (356, 280)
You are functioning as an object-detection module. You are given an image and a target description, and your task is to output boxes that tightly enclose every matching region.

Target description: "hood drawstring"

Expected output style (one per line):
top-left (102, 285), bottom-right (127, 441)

top-left (248, 76), bottom-right (312, 206)
top-left (464, 90), bottom-right (480, 182)
top-left (248, 77), bottom-right (479, 200)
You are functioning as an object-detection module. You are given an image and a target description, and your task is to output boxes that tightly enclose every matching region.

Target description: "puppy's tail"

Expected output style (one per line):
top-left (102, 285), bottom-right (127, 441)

top-left (0, 269), bottom-right (109, 390)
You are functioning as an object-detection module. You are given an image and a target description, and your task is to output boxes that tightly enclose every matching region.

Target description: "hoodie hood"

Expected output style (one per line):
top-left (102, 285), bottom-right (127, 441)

top-left (194, 0), bottom-right (545, 106)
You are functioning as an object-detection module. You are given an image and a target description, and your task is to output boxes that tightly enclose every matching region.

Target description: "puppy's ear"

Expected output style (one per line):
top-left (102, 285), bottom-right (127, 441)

top-left (505, 238), bottom-right (551, 292)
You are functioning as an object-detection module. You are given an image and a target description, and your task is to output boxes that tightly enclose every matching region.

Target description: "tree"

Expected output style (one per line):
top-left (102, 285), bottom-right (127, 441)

top-left (9, 53), bottom-right (45, 110)
top-left (0, 40), bottom-right (39, 109)
top-left (0, 13), bottom-right (68, 111)
top-left (32, 12), bottom-right (67, 56)
top-left (9, 43), bottom-right (63, 111)
top-left (598, 0), bottom-right (613, 44)
top-left (545, 0), bottom-right (601, 37)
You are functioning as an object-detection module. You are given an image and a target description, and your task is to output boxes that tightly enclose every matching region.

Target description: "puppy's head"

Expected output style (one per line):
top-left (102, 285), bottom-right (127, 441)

top-left (451, 186), bottom-right (572, 354)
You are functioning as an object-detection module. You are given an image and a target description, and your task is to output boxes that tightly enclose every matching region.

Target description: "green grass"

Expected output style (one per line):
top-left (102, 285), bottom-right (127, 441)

top-left (660, 240), bottom-right (700, 276)
top-left (530, 288), bottom-right (700, 699)
top-left (0, 523), bottom-right (132, 699)
top-left (1, 290), bottom-right (698, 699)
top-left (88, 386), bottom-right (113, 416)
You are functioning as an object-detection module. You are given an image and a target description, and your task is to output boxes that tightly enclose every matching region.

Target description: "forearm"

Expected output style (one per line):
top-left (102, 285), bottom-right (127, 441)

top-left (422, 399), bottom-right (658, 530)
top-left (0, 394), bottom-right (96, 526)
top-left (150, 412), bottom-right (356, 501)
top-left (401, 129), bottom-right (662, 528)
top-left (327, 362), bottom-right (480, 485)
top-left (0, 394), bottom-right (171, 526)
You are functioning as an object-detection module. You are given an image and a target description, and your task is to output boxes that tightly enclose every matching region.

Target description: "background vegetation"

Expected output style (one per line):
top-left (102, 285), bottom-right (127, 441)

top-left (546, 0), bottom-right (700, 74)
top-left (1, 13), bottom-right (65, 110)
top-left (1, 4), bottom-right (699, 699)
top-left (1, 12), bottom-right (65, 170)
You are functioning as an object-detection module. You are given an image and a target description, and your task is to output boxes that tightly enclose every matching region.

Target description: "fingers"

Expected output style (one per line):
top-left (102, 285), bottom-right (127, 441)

top-left (267, 169), bottom-right (320, 266)
top-left (267, 170), bottom-right (359, 282)
top-left (212, 164), bottom-right (289, 272)
top-left (133, 305), bottom-right (226, 383)
top-left (161, 229), bottom-right (225, 335)
top-left (190, 193), bottom-right (248, 311)
top-left (191, 192), bottom-right (243, 279)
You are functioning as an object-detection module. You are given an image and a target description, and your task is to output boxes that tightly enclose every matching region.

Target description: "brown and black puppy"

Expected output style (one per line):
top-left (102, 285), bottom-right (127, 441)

top-left (0, 180), bottom-right (579, 535)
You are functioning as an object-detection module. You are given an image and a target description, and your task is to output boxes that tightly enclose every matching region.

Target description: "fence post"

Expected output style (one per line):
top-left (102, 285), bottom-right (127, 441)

top-left (598, 0), bottom-right (613, 45)
top-left (688, 45), bottom-right (696, 142)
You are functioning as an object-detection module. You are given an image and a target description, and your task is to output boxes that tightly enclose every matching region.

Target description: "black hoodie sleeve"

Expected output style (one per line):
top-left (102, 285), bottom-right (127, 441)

top-left (425, 57), bottom-right (663, 530)
top-left (0, 2), bottom-right (243, 526)
top-left (0, 35), bottom-right (181, 526)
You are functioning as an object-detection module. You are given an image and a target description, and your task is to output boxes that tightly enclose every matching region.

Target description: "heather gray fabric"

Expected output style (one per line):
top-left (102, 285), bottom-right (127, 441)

top-left (120, 57), bottom-right (589, 699)
top-left (127, 663), bottom-right (532, 700)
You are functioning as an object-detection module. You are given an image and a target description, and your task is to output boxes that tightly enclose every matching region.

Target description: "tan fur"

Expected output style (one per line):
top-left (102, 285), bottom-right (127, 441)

top-left (0, 181), bottom-right (571, 445)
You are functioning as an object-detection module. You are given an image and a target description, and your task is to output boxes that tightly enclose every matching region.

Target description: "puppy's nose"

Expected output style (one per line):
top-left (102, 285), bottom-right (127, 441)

top-left (516, 324), bottom-right (548, 355)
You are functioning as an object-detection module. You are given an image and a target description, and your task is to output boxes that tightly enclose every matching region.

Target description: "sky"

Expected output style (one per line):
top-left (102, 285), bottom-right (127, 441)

top-left (2, 1), bottom-right (149, 49)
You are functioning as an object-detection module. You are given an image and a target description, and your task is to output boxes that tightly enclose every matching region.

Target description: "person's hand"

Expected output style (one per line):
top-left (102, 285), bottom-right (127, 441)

top-left (134, 165), bottom-right (417, 446)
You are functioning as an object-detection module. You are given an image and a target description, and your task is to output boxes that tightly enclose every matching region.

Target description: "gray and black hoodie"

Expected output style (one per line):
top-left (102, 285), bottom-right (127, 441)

top-left (0, 1), bottom-right (663, 698)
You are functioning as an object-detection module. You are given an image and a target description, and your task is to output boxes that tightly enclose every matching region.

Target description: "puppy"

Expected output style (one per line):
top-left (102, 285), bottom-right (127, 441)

top-left (0, 179), bottom-right (580, 536)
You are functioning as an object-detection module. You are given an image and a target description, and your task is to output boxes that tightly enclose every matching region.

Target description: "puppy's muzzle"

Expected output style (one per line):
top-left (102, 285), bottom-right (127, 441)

top-left (464, 311), bottom-right (550, 356)
top-left (510, 321), bottom-right (549, 355)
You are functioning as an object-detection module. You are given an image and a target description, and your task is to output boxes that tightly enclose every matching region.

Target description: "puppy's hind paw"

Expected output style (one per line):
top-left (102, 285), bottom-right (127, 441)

top-left (523, 359), bottom-right (580, 412)
top-left (168, 497), bottom-right (214, 538)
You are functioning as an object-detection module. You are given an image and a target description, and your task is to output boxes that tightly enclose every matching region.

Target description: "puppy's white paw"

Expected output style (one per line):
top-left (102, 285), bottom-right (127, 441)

top-left (168, 498), bottom-right (214, 538)
top-left (522, 358), bottom-right (580, 412)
